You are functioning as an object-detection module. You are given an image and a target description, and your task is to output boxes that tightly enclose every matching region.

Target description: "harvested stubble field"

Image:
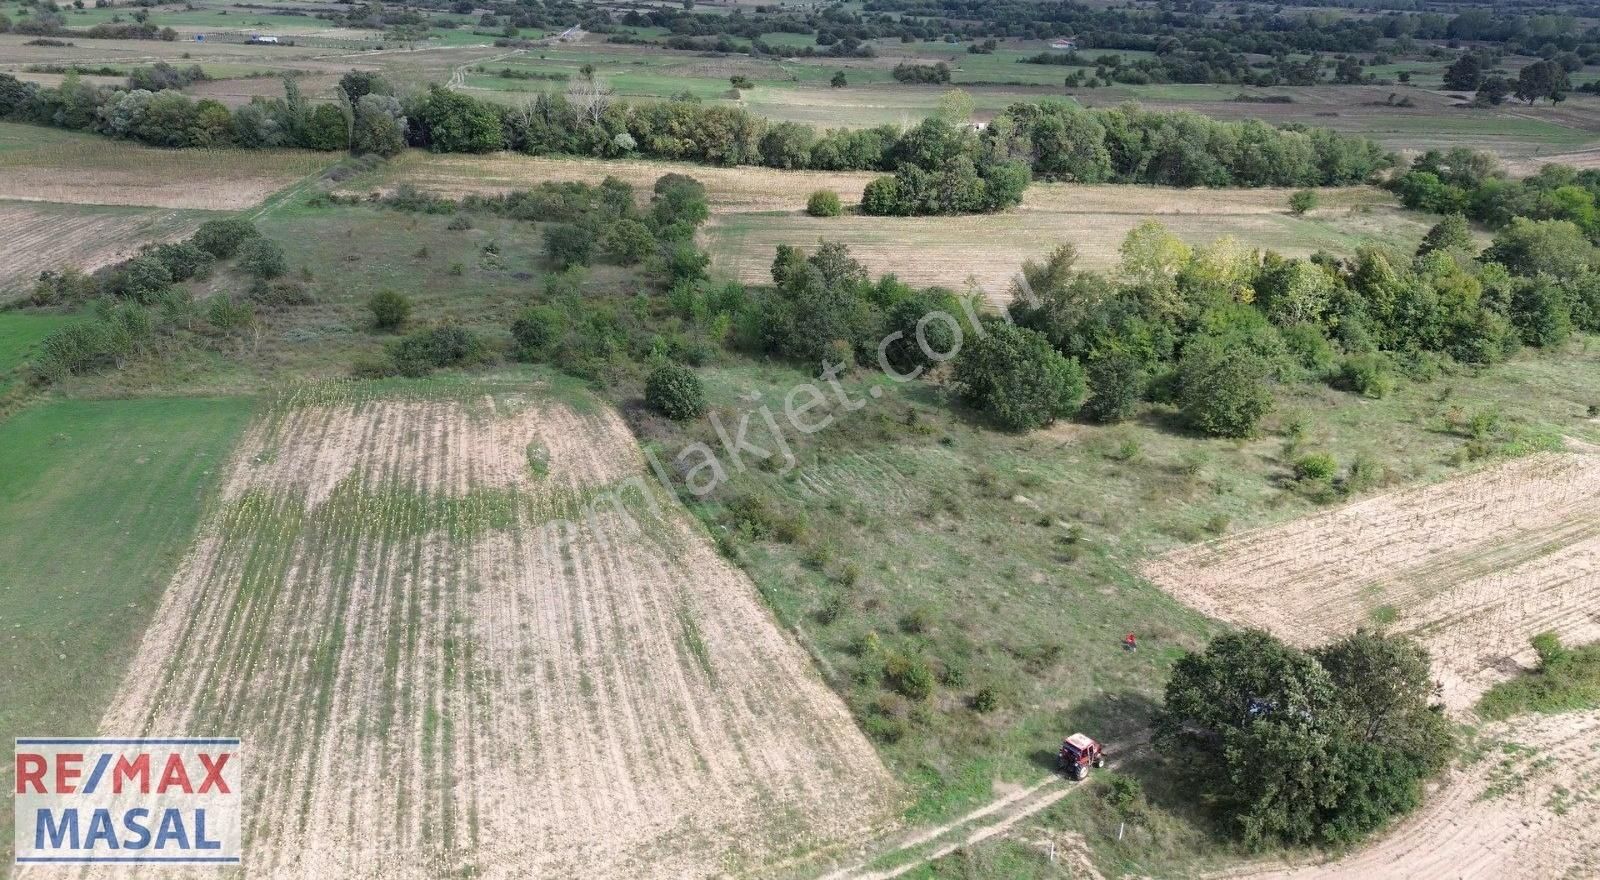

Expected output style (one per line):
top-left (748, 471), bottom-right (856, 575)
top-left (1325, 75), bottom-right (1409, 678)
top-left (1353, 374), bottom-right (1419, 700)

top-left (75, 381), bottom-right (897, 878)
top-left (367, 153), bottom-right (1434, 299)
top-left (706, 186), bottom-right (1433, 300)
top-left (371, 150), bottom-right (880, 212)
top-left (0, 122), bottom-right (330, 209)
top-left (1143, 451), bottom-right (1600, 714)
top-left (0, 200), bottom-right (225, 296)
top-left (1228, 709), bottom-right (1600, 880)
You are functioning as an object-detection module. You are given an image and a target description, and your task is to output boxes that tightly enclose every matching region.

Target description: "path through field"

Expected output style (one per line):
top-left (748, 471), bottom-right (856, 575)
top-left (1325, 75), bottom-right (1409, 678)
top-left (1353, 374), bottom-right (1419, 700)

top-left (1144, 451), bottom-right (1600, 713)
top-left (48, 381), bottom-right (897, 878)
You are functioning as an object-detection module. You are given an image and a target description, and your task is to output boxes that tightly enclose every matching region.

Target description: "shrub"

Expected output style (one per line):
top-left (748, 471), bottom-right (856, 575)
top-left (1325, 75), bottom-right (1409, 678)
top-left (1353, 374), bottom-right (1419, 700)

top-left (971, 686), bottom-right (999, 713)
top-left (150, 241), bottom-right (213, 281)
top-left (367, 289), bottom-right (411, 331)
top-left (206, 295), bottom-right (254, 331)
top-left (953, 322), bottom-right (1086, 431)
top-left (446, 214), bottom-right (473, 230)
top-left (1336, 353), bottom-right (1394, 398)
top-left (806, 189), bottom-right (843, 217)
top-left (1288, 189), bottom-right (1318, 215)
top-left (1294, 452), bottom-right (1337, 481)
top-left (544, 223), bottom-right (594, 270)
top-left (191, 218), bottom-right (260, 259)
top-left (1177, 340), bottom-right (1274, 438)
top-left (645, 362), bottom-right (706, 420)
top-left (116, 254), bottom-right (173, 303)
top-left (236, 237), bottom-right (287, 279)
top-left (387, 323), bottom-right (485, 376)
top-left (883, 651), bottom-right (935, 701)
top-left (603, 218), bottom-right (656, 265)
top-left (510, 306), bottom-right (558, 357)
top-left (36, 320), bottom-right (132, 379)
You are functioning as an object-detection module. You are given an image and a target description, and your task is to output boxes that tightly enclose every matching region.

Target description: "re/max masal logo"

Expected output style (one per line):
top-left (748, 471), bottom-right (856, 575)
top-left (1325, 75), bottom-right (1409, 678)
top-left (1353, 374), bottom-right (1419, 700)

top-left (13, 738), bottom-right (242, 866)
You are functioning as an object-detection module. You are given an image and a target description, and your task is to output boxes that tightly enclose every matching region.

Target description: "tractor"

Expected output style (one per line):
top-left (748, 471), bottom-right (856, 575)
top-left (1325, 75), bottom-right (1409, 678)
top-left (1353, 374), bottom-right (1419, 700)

top-left (1056, 732), bottom-right (1105, 781)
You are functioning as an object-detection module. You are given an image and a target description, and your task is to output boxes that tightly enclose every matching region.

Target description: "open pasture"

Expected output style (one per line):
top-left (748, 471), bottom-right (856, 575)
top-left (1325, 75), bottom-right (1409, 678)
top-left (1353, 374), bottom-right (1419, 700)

top-left (1144, 451), bottom-right (1600, 713)
top-left (87, 381), bottom-right (898, 877)
top-left (0, 121), bottom-right (330, 209)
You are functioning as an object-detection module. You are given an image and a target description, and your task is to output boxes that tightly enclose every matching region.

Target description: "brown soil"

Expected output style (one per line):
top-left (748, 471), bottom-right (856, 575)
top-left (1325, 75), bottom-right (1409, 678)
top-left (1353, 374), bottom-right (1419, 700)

top-left (1144, 452), bottom-right (1600, 713)
top-left (85, 391), bottom-right (898, 878)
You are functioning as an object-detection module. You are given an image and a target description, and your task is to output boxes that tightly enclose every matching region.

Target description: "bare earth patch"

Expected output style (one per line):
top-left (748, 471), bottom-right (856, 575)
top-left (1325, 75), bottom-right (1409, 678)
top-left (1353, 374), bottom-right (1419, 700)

top-left (1144, 451), bottom-right (1600, 713)
top-left (78, 387), bottom-right (897, 879)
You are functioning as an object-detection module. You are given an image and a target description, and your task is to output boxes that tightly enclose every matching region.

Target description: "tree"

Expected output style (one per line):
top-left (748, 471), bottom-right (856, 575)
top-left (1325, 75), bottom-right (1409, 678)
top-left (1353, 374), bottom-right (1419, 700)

top-left (729, 75), bottom-right (754, 91)
top-left (416, 86), bottom-right (503, 153)
top-left (880, 288), bottom-right (963, 376)
top-left (511, 306), bottom-right (558, 357)
top-left (1484, 217), bottom-right (1594, 281)
top-left (806, 190), bottom-right (843, 217)
top-left (1442, 54), bottom-right (1483, 91)
top-left (339, 70), bottom-right (391, 102)
top-left (830, 71), bottom-right (848, 88)
top-left (1177, 338), bottom-right (1273, 437)
top-left (368, 289), bottom-right (411, 331)
top-left (1515, 60), bottom-right (1570, 105)
top-left (299, 102), bottom-right (349, 150)
top-left (1475, 75), bottom-right (1512, 106)
top-left (645, 362), bottom-right (706, 420)
top-left (351, 94), bottom-right (406, 157)
top-left (1157, 629), bottom-right (1452, 849)
top-left (1416, 214), bottom-right (1474, 257)
top-left (544, 223), bottom-right (594, 270)
top-left (952, 322), bottom-right (1086, 431)
top-left (1288, 189), bottom-right (1318, 215)
top-left (1082, 351), bottom-right (1145, 423)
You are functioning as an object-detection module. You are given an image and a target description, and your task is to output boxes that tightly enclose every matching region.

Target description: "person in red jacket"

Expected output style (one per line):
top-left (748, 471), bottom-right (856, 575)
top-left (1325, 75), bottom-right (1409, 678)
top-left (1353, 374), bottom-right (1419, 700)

top-left (1123, 632), bottom-right (1137, 652)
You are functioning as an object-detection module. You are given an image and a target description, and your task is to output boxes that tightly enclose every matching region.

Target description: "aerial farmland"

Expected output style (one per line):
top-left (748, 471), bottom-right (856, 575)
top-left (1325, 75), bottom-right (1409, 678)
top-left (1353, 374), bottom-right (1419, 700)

top-left (4, 0), bottom-right (1600, 877)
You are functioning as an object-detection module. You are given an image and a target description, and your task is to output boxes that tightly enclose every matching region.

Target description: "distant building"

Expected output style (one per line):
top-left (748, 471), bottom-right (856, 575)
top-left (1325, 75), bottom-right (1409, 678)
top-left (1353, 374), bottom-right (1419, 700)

top-left (1050, 38), bottom-right (1077, 51)
top-left (248, 34), bottom-right (279, 44)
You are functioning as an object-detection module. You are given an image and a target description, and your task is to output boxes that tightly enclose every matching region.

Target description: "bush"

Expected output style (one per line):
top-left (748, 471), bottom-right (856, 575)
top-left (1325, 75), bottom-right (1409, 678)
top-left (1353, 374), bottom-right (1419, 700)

top-left (367, 289), bottom-right (411, 331)
top-left (544, 223), bottom-right (594, 270)
top-left (971, 686), bottom-right (999, 713)
top-left (1337, 353), bottom-right (1395, 399)
top-left (883, 651), bottom-right (935, 701)
top-left (1294, 452), bottom-right (1337, 481)
top-left (387, 323), bottom-right (486, 377)
top-left (603, 218), bottom-right (656, 265)
top-left (36, 320), bottom-right (132, 379)
top-left (236, 237), bottom-right (287, 279)
top-left (116, 254), bottom-right (173, 303)
top-left (150, 241), bottom-right (213, 281)
top-left (1288, 189), bottom-right (1318, 215)
top-left (953, 322), bottom-right (1086, 431)
top-left (191, 218), bottom-right (260, 259)
top-left (806, 189), bottom-right (843, 217)
top-left (645, 362), bottom-right (706, 420)
top-left (510, 306), bottom-right (558, 357)
top-left (1177, 340), bottom-right (1274, 438)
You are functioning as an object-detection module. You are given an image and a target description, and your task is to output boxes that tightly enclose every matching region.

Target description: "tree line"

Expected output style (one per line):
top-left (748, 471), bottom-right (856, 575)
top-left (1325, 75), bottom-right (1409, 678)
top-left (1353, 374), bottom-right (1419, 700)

top-left (0, 69), bottom-right (1391, 196)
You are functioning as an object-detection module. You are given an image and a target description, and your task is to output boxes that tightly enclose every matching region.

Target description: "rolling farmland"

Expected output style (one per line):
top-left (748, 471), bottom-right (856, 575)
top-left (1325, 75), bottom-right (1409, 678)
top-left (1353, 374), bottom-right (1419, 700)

top-left (84, 381), bottom-right (898, 877)
top-left (1143, 451), bottom-right (1600, 713)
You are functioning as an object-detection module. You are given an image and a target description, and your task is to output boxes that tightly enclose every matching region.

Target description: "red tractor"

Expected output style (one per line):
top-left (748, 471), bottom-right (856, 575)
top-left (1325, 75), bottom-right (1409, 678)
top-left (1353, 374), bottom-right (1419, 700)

top-left (1056, 733), bottom-right (1105, 781)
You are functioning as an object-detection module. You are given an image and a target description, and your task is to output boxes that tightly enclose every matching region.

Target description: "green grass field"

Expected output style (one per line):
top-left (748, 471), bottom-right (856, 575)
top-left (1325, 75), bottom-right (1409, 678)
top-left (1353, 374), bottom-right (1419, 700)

top-left (661, 333), bottom-right (1600, 873)
top-left (0, 394), bottom-right (254, 863)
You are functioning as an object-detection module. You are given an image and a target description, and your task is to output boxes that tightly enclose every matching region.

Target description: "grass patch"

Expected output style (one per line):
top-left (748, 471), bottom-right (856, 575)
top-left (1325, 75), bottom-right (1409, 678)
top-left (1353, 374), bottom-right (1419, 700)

top-left (1479, 633), bottom-right (1600, 720)
top-left (0, 395), bottom-right (254, 863)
